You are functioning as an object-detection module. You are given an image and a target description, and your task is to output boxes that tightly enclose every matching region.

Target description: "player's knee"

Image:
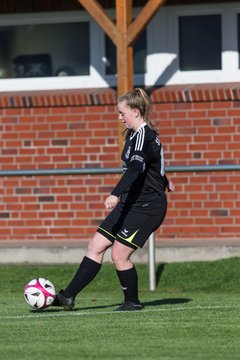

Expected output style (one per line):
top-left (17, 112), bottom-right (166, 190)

top-left (111, 248), bottom-right (127, 268)
top-left (87, 233), bottom-right (111, 257)
top-left (87, 238), bottom-right (96, 254)
top-left (111, 253), bottom-right (123, 268)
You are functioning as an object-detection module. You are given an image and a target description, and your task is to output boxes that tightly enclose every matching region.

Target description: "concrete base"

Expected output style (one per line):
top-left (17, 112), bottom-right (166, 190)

top-left (0, 240), bottom-right (240, 263)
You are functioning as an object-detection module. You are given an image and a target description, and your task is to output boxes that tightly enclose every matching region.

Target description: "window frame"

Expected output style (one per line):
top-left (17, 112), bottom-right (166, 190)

top-left (147, 2), bottom-right (240, 85)
top-left (0, 10), bottom-right (110, 91)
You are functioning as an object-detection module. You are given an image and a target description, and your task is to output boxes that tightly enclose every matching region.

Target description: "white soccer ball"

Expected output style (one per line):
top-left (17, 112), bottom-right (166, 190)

top-left (24, 278), bottom-right (56, 310)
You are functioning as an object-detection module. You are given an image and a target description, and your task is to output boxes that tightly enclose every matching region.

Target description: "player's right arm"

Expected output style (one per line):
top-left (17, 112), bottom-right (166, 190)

top-left (104, 194), bottom-right (119, 209)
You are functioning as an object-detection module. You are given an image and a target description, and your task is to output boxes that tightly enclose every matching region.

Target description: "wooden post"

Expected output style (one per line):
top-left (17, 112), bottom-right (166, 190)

top-left (116, 0), bottom-right (133, 96)
top-left (115, 0), bottom-right (133, 151)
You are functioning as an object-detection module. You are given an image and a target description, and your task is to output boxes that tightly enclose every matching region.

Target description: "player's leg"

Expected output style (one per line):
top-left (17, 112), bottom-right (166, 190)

top-left (53, 232), bottom-right (112, 309)
top-left (54, 204), bottom-right (125, 309)
top-left (111, 241), bottom-right (142, 311)
top-left (112, 198), bottom-right (167, 311)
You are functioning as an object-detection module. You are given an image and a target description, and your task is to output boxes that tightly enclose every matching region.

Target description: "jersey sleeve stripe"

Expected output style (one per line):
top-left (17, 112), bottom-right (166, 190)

top-left (135, 126), bottom-right (145, 151)
top-left (135, 130), bottom-right (140, 151)
top-left (160, 144), bottom-right (165, 176)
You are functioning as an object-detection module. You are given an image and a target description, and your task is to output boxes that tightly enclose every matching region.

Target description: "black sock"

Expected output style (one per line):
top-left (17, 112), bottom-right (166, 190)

top-left (116, 266), bottom-right (140, 304)
top-left (63, 256), bottom-right (101, 298)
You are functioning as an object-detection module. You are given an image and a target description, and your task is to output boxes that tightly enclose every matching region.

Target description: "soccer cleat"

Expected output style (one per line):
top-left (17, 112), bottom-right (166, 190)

top-left (52, 290), bottom-right (75, 310)
top-left (115, 301), bottom-right (143, 311)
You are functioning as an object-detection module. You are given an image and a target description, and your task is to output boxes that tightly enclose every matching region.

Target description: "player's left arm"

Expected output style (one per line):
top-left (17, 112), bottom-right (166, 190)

top-left (166, 178), bottom-right (174, 192)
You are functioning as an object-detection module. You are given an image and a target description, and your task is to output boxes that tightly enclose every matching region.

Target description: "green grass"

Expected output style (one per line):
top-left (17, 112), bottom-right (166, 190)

top-left (1, 257), bottom-right (240, 359)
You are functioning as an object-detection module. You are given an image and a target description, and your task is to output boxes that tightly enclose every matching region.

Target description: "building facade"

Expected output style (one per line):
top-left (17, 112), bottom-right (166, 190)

top-left (0, 0), bottom-right (240, 260)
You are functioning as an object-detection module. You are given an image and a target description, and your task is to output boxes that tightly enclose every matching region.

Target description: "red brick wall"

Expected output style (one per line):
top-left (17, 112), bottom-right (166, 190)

top-left (0, 84), bottom-right (240, 245)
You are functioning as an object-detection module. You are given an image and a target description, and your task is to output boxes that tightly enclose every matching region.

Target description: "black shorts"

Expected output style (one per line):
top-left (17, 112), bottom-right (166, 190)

top-left (97, 193), bottom-right (167, 249)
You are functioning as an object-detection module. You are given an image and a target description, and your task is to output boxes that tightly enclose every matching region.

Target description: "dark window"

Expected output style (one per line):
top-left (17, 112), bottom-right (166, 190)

top-left (105, 29), bottom-right (147, 75)
top-left (179, 15), bottom-right (222, 71)
top-left (0, 22), bottom-right (89, 78)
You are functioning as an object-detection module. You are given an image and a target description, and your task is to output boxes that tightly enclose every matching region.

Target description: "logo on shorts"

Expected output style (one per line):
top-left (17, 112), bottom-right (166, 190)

top-left (117, 229), bottom-right (139, 247)
top-left (121, 228), bottom-right (129, 237)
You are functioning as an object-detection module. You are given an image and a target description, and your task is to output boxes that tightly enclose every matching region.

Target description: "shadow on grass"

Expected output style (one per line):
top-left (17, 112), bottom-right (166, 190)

top-left (37, 297), bottom-right (192, 314)
top-left (142, 297), bottom-right (192, 307)
top-left (41, 303), bottom-right (119, 313)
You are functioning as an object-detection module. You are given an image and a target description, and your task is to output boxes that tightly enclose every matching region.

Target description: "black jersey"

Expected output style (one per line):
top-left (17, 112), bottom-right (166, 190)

top-left (111, 124), bottom-right (168, 204)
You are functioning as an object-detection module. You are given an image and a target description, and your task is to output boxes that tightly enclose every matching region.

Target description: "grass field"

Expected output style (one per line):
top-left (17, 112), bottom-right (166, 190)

top-left (1, 257), bottom-right (240, 359)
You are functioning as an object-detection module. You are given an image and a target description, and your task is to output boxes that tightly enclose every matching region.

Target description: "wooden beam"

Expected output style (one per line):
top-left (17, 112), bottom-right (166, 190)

top-left (116, 0), bottom-right (133, 151)
top-left (78, 0), bottom-right (118, 45)
top-left (116, 0), bottom-right (133, 96)
top-left (127, 0), bottom-right (167, 46)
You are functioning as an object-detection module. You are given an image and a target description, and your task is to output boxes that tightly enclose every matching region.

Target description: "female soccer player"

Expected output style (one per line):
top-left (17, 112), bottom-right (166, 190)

top-left (53, 88), bottom-right (174, 311)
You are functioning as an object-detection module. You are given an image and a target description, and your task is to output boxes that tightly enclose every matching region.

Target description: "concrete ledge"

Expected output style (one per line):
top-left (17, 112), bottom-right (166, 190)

top-left (0, 243), bottom-right (240, 264)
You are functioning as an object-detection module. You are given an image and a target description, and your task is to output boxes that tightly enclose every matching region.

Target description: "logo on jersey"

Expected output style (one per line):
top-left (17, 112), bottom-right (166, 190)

top-left (130, 155), bottom-right (144, 163)
top-left (155, 137), bottom-right (160, 147)
top-left (125, 146), bottom-right (131, 159)
top-left (130, 155), bottom-right (145, 173)
top-left (122, 160), bottom-right (127, 173)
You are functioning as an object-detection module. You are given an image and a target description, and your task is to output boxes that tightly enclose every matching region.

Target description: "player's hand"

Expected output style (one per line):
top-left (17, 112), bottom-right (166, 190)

top-left (167, 180), bottom-right (175, 192)
top-left (104, 195), bottom-right (119, 209)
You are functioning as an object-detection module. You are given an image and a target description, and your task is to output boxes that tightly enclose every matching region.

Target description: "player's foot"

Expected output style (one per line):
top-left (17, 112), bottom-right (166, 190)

top-left (52, 290), bottom-right (75, 310)
top-left (115, 301), bottom-right (143, 311)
